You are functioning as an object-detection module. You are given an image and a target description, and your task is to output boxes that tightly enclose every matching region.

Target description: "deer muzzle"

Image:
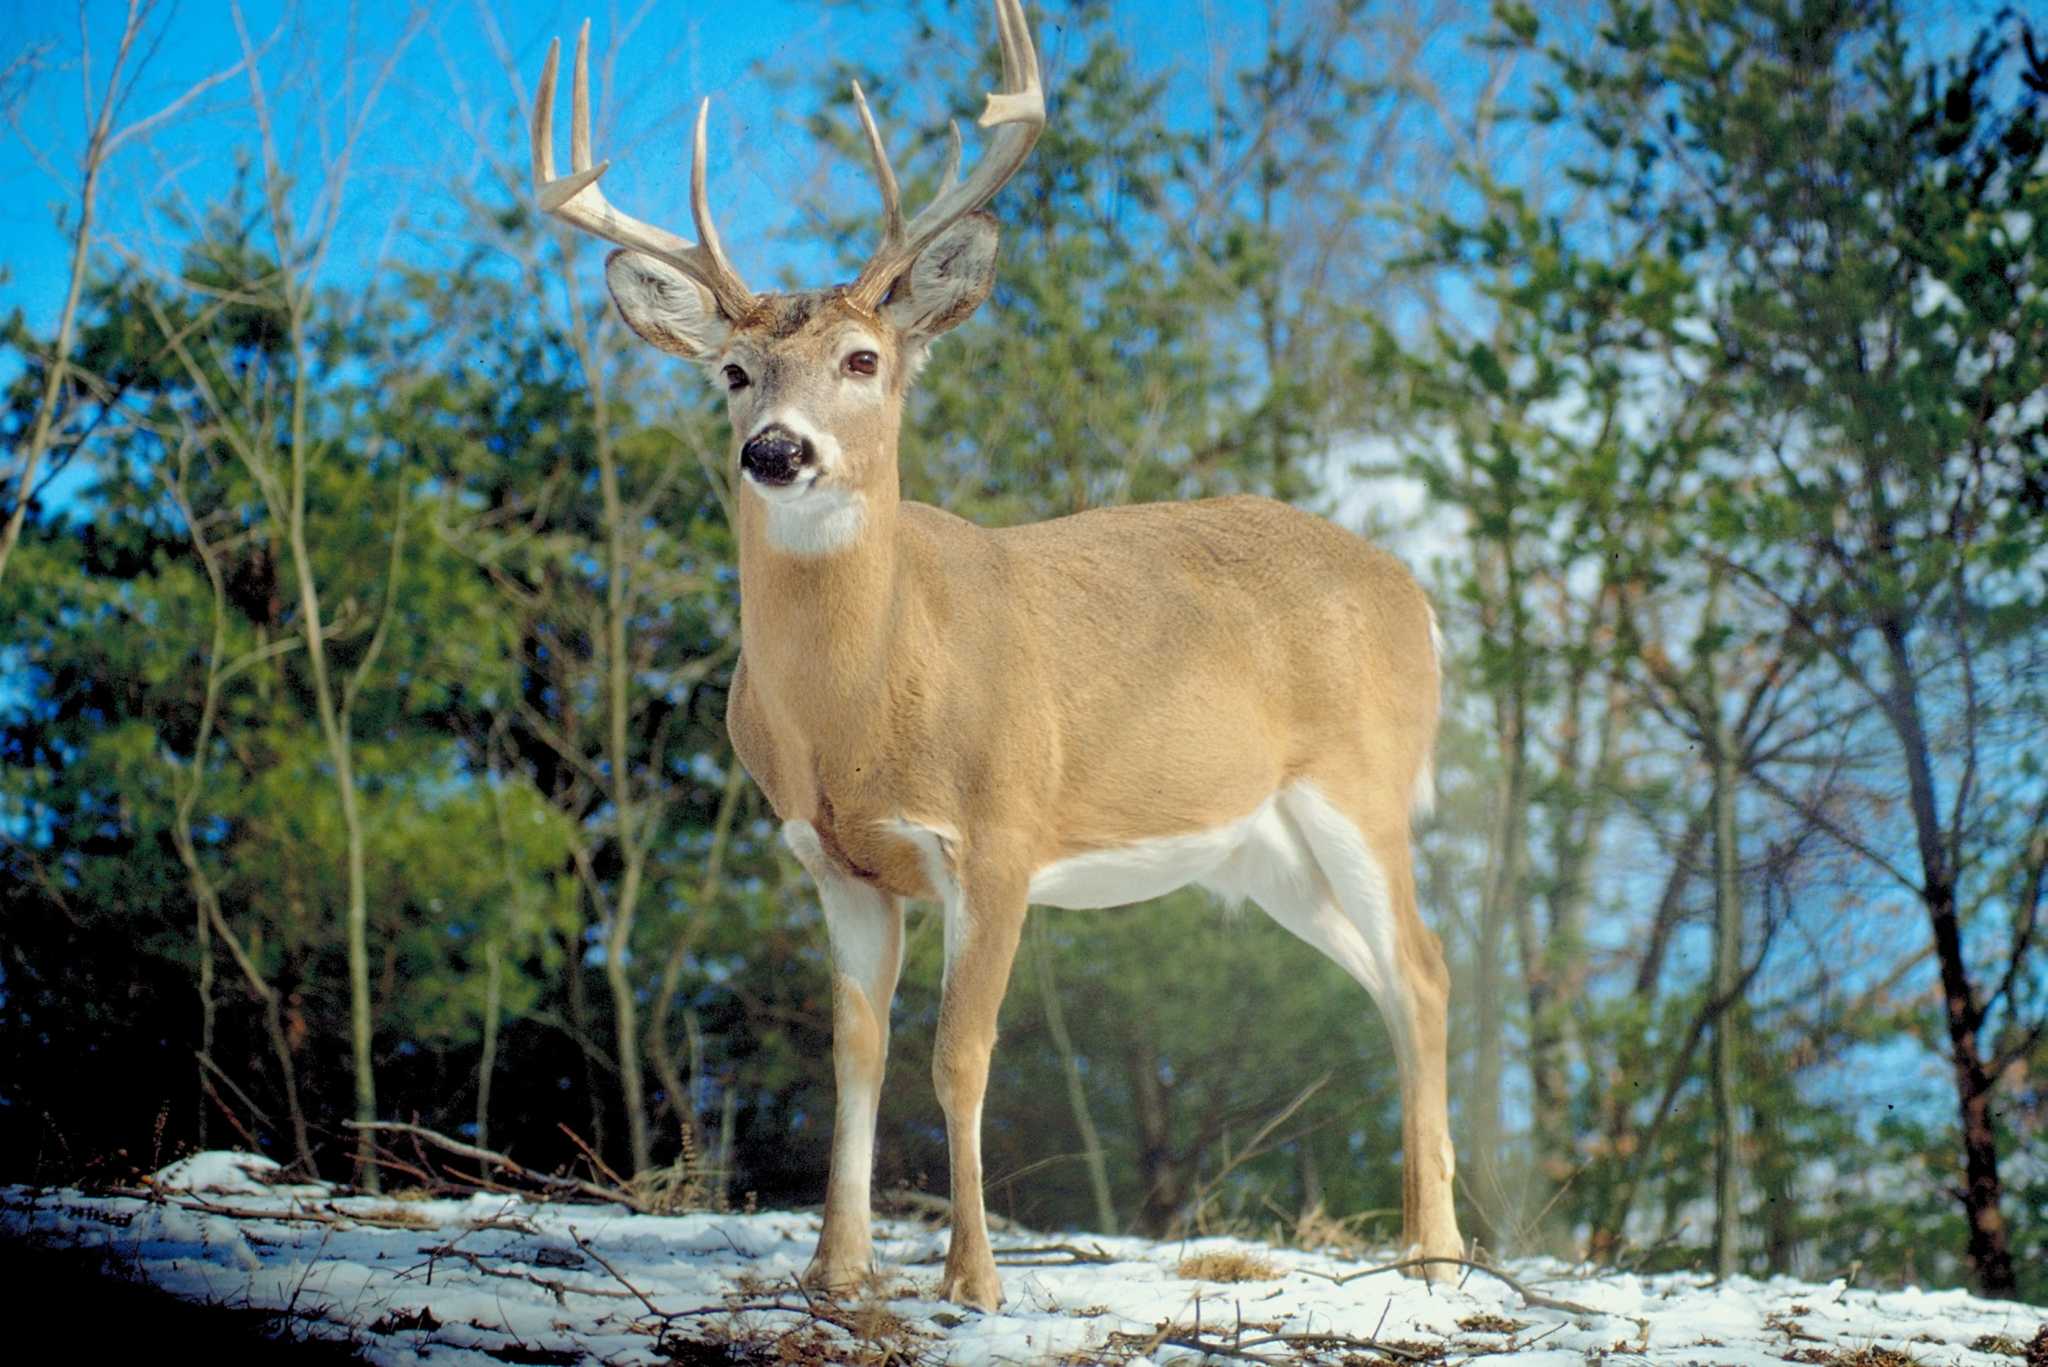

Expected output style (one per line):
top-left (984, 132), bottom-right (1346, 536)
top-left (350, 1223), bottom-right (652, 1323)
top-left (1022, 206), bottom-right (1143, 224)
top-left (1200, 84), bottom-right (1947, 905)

top-left (740, 424), bottom-right (815, 488)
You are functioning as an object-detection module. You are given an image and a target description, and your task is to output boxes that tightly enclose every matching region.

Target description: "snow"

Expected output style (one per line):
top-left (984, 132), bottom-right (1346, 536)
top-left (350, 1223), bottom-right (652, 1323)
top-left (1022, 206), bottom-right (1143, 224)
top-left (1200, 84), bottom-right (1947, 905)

top-left (3, 1152), bottom-right (2042, 1364)
top-left (150, 1150), bottom-right (330, 1197)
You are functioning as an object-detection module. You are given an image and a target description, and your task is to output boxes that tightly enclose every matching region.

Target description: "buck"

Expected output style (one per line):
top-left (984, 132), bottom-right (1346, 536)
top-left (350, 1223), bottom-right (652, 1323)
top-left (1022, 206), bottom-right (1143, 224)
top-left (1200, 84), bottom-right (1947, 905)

top-left (531, 0), bottom-right (1462, 1309)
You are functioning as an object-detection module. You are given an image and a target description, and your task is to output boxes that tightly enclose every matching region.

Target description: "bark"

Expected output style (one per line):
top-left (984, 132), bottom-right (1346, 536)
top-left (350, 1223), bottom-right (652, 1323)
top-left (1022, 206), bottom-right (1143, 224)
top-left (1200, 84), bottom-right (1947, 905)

top-left (1710, 712), bottom-right (1741, 1280)
top-left (565, 934), bottom-right (607, 1158)
top-left (1879, 618), bottom-right (2016, 1298)
top-left (606, 927), bottom-right (651, 1176)
top-left (477, 942), bottom-right (502, 1152)
top-left (1128, 1040), bottom-right (1188, 1237)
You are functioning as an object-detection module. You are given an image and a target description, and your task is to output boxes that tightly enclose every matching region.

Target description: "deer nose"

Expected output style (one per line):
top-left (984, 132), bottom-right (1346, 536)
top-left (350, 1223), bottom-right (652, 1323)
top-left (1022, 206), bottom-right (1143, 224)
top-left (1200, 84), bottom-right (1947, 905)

top-left (740, 425), bottom-right (814, 486)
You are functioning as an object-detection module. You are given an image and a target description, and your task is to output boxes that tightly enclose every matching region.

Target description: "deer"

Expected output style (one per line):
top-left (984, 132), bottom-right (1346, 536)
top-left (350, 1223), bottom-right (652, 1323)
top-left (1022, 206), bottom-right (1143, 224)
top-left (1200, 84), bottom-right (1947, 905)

top-left (529, 0), bottom-right (1463, 1310)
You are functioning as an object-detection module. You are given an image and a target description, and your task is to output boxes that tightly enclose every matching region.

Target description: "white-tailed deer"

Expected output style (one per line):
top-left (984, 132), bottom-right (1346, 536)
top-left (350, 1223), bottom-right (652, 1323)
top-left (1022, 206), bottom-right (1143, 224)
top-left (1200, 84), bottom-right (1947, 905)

top-left (531, 0), bottom-right (1462, 1309)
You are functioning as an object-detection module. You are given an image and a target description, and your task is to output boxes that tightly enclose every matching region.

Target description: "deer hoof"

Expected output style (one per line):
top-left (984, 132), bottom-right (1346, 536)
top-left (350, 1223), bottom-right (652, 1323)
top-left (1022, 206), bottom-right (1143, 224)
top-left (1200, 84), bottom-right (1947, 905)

top-left (936, 1260), bottom-right (1004, 1311)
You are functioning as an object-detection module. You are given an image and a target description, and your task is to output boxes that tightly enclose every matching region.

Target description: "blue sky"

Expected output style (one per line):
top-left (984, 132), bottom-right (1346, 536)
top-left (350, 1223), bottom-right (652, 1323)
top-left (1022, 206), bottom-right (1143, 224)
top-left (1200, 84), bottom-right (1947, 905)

top-left (0, 0), bottom-right (1269, 338)
top-left (4, 0), bottom-right (2002, 345)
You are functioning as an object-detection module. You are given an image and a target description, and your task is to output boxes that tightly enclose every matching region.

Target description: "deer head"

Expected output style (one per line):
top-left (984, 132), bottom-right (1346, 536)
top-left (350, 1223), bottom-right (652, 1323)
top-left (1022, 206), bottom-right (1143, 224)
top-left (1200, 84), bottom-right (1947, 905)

top-left (530, 0), bottom-right (1043, 554)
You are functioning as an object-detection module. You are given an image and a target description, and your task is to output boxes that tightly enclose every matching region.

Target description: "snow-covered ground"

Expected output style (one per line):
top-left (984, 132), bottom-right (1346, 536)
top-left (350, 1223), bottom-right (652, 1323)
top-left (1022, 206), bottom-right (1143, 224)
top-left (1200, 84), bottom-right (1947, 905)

top-left (3, 1152), bottom-right (2042, 1365)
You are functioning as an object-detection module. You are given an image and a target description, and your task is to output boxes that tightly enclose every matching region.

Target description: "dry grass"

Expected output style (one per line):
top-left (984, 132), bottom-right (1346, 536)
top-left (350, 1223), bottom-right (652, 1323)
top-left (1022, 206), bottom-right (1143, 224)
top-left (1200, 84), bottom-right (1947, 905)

top-left (354, 1204), bottom-right (436, 1229)
top-left (1782, 1348), bottom-right (1920, 1367)
top-left (1284, 1201), bottom-right (1379, 1256)
top-left (1174, 1249), bottom-right (1281, 1283)
top-left (1458, 1311), bottom-right (1529, 1335)
top-left (1969, 1335), bottom-right (2026, 1358)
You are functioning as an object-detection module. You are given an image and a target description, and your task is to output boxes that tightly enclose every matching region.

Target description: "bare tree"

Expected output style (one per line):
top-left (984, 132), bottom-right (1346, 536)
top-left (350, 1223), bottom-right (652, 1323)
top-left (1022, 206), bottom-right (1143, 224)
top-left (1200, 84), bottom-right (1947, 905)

top-left (162, 423), bottom-right (317, 1172)
top-left (128, 2), bottom-right (424, 1188)
top-left (0, 1), bottom-right (247, 586)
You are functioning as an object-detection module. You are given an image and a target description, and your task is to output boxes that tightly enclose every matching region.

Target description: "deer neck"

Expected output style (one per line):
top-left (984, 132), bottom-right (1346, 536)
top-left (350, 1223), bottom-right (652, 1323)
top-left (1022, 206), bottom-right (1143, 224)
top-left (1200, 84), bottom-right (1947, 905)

top-left (734, 445), bottom-right (907, 729)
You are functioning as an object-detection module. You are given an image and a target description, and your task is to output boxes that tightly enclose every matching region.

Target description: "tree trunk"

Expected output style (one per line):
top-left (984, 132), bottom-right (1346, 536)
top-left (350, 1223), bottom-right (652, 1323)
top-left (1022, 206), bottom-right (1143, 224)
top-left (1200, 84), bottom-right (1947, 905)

top-left (1470, 648), bottom-right (1528, 1252)
top-left (1710, 717), bottom-right (1741, 1280)
top-left (607, 924), bottom-right (652, 1176)
top-left (477, 941), bottom-right (502, 1151)
top-left (1128, 1041), bottom-right (1186, 1237)
top-left (565, 935), bottom-right (607, 1158)
top-left (1879, 619), bottom-right (2016, 1298)
top-left (196, 894), bottom-right (215, 1150)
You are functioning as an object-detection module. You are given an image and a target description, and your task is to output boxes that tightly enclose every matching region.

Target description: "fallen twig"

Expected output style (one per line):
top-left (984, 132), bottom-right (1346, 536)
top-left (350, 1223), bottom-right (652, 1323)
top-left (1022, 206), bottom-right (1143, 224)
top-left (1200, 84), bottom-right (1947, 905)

top-left (1300, 1255), bottom-right (1602, 1317)
top-left (558, 1123), bottom-right (631, 1193)
top-left (345, 1120), bottom-right (631, 1208)
top-left (407, 1243), bottom-right (636, 1303)
top-left (1139, 1327), bottom-right (1429, 1364)
top-left (908, 1240), bottom-right (1121, 1267)
top-left (570, 1230), bottom-right (666, 1320)
top-left (107, 1188), bottom-right (438, 1233)
top-left (998, 1241), bottom-right (1120, 1265)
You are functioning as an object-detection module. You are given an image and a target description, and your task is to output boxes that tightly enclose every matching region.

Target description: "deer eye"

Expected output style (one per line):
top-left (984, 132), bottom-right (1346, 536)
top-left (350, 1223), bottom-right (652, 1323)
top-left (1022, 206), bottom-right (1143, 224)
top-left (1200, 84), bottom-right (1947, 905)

top-left (722, 364), bottom-right (750, 392)
top-left (843, 350), bottom-right (879, 377)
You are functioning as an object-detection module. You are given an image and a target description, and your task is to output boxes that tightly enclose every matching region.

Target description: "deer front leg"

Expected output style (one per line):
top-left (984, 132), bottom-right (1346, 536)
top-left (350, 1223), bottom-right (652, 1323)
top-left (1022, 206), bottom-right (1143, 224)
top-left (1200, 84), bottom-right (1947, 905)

top-left (786, 822), bottom-right (905, 1296)
top-left (929, 860), bottom-right (1028, 1310)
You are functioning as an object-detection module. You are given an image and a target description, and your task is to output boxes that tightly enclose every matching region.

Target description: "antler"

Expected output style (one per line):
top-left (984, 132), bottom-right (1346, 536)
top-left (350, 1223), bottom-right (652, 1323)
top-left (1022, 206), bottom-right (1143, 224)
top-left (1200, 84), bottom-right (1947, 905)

top-left (530, 21), bottom-right (754, 320)
top-left (844, 0), bottom-right (1044, 310)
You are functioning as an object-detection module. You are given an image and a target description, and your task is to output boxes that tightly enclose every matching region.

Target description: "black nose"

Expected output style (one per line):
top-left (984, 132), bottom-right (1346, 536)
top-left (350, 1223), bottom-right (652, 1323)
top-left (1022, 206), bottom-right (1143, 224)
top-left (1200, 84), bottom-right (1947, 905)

top-left (740, 425), bottom-right (814, 486)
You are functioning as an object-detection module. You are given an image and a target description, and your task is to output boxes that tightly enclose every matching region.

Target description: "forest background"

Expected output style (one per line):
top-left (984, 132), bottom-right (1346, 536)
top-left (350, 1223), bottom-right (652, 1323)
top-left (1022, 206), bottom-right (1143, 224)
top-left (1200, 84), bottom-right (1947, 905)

top-left (2, 0), bottom-right (2043, 1304)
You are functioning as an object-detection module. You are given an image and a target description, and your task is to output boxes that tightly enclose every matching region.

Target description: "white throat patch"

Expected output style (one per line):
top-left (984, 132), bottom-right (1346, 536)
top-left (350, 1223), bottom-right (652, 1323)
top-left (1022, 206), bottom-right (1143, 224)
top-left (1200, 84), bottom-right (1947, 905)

top-left (751, 479), bottom-right (867, 555)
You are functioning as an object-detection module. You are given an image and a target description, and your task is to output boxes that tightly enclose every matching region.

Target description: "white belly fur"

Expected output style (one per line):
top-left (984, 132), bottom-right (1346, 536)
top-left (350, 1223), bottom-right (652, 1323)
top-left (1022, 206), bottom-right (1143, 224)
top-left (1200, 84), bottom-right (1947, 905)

top-left (1026, 791), bottom-right (1322, 911)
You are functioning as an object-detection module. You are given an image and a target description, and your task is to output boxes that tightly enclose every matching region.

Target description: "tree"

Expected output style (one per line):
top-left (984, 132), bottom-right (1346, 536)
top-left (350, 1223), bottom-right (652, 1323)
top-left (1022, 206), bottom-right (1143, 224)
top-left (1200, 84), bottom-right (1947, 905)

top-left (1497, 0), bottom-right (2048, 1294)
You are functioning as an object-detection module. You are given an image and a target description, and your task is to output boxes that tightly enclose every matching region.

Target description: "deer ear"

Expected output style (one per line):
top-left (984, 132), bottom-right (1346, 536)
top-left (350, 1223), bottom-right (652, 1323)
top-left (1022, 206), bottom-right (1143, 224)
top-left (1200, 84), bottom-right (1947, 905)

top-left (883, 212), bottom-right (999, 343)
top-left (605, 250), bottom-right (731, 360)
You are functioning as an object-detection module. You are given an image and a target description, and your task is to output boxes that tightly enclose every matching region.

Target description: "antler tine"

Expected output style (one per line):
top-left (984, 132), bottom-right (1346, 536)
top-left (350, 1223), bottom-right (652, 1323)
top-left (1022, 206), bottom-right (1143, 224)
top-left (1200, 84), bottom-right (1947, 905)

top-left (850, 80), bottom-right (904, 250)
top-left (531, 37), bottom-right (561, 187)
top-left (848, 0), bottom-right (1044, 308)
top-left (689, 99), bottom-right (755, 319)
top-left (979, 0), bottom-right (1042, 130)
top-left (527, 19), bottom-right (753, 317)
top-left (570, 20), bottom-right (594, 173)
top-left (936, 121), bottom-right (963, 200)
top-left (992, 0), bottom-right (1024, 96)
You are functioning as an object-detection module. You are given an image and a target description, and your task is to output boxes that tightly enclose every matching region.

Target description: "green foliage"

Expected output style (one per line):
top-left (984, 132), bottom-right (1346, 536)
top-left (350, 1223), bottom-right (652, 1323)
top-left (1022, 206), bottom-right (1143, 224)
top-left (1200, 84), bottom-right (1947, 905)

top-left (1393, 0), bottom-right (2046, 1295)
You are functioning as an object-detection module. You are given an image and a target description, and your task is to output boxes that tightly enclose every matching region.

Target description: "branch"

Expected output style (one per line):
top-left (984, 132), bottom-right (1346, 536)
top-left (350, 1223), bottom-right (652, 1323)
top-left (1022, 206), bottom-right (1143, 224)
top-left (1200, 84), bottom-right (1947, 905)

top-left (1301, 1255), bottom-right (1600, 1316)
top-left (339, 486), bottom-right (408, 723)
top-left (1746, 768), bottom-right (1920, 892)
top-left (344, 1120), bottom-right (636, 1208)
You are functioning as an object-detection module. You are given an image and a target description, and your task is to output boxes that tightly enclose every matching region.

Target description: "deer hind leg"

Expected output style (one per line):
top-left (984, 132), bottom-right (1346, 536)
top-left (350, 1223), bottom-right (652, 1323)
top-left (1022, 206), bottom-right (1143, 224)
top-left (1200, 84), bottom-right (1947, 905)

top-left (1239, 781), bottom-right (1461, 1275)
top-left (785, 821), bottom-right (905, 1296)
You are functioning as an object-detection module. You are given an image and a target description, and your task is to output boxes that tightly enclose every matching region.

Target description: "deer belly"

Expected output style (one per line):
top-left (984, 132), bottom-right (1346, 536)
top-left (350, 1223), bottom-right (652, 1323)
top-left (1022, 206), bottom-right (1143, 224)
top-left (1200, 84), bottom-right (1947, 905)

top-left (1026, 795), bottom-right (1315, 911)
